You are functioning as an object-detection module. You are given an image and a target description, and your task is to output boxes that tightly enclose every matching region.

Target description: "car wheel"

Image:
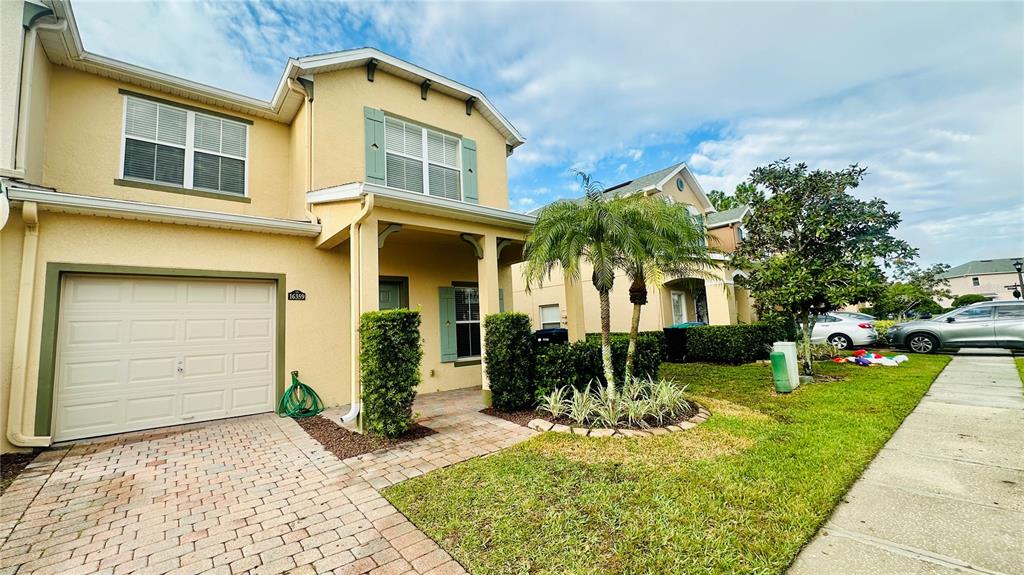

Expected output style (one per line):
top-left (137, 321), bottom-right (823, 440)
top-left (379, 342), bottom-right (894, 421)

top-left (907, 333), bottom-right (938, 354)
top-left (828, 334), bottom-right (853, 349)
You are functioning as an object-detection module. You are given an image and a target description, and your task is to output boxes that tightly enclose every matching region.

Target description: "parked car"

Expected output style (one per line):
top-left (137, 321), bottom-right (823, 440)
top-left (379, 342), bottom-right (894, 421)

top-left (835, 311), bottom-right (876, 321)
top-left (887, 301), bottom-right (1024, 353)
top-left (810, 313), bottom-right (878, 349)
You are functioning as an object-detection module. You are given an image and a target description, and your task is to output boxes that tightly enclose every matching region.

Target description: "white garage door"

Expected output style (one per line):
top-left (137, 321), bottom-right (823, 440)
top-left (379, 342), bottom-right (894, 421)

top-left (53, 274), bottom-right (277, 441)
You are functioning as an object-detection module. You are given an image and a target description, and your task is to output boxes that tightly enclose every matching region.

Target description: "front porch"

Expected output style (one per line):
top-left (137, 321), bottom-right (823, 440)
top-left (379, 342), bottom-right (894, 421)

top-left (308, 183), bottom-right (534, 414)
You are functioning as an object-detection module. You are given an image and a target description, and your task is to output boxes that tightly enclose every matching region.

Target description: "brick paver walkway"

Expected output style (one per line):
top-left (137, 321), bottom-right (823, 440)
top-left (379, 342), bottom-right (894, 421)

top-left (0, 388), bottom-right (534, 575)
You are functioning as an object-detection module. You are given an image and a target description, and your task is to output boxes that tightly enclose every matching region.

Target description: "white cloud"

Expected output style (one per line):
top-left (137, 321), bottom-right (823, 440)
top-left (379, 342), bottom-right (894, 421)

top-left (70, 0), bottom-right (1023, 266)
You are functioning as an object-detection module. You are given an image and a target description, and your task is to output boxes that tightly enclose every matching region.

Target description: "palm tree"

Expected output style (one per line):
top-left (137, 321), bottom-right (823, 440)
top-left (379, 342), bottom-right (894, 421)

top-left (616, 196), bottom-right (714, 380)
top-left (523, 172), bottom-right (632, 392)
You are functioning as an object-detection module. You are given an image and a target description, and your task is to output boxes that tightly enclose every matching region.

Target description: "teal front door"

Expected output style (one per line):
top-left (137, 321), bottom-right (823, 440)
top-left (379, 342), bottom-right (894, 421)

top-left (379, 281), bottom-right (402, 310)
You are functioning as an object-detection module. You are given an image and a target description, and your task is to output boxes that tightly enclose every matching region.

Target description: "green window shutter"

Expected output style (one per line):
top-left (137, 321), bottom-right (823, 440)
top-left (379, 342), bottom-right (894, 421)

top-left (461, 138), bottom-right (478, 203)
top-left (499, 288), bottom-right (505, 313)
top-left (439, 287), bottom-right (457, 362)
top-left (364, 107), bottom-right (386, 185)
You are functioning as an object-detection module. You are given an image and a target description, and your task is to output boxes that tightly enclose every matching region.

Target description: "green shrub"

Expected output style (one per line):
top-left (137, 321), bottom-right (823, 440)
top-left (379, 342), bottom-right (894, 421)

top-left (873, 319), bottom-right (898, 345)
top-left (951, 293), bottom-right (989, 308)
top-left (535, 335), bottom-right (662, 399)
top-left (687, 323), bottom-right (787, 364)
top-left (360, 309), bottom-right (422, 438)
top-left (484, 313), bottom-right (536, 411)
top-left (587, 331), bottom-right (667, 361)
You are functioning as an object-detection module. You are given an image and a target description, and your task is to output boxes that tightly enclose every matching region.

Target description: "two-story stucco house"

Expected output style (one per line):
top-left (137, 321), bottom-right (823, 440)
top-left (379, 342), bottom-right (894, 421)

top-left (512, 163), bottom-right (755, 338)
top-left (0, 0), bottom-right (534, 452)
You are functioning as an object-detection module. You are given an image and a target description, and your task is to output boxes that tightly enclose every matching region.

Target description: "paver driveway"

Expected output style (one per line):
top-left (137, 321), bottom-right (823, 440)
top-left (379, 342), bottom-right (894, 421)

top-left (0, 388), bottom-right (534, 575)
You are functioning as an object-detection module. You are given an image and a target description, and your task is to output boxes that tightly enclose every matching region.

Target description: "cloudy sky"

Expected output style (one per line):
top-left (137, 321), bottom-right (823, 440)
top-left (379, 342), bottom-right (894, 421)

top-left (73, 0), bottom-right (1023, 266)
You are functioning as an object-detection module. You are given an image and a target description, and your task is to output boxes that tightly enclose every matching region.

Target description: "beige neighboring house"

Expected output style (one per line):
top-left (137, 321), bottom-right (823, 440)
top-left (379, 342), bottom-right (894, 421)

top-left (0, 0), bottom-right (535, 452)
top-left (937, 258), bottom-right (1024, 307)
top-left (512, 163), bottom-right (756, 338)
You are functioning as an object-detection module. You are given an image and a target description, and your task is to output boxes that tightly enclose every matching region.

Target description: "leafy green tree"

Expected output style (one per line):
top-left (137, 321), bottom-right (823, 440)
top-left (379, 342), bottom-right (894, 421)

top-left (732, 159), bottom-right (914, 376)
top-left (708, 182), bottom-right (764, 211)
top-left (617, 196), bottom-right (713, 380)
top-left (951, 293), bottom-right (989, 307)
top-left (523, 172), bottom-right (633, 391)
top-left (872, 262), bottom-right (951, 318)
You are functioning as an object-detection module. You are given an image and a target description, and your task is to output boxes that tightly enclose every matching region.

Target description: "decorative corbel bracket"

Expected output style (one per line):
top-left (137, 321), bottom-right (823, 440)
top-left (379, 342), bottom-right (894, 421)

top-left (378, 223), bottom-right (403, 248)
top-left (460, 233), bottom-right (483, 259)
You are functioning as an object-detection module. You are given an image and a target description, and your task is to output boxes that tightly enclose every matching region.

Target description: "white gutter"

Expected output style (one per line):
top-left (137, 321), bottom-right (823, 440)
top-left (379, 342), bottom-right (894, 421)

top-left (5, 186), bottom-right (322, 237)
top-left (6, 201), bottom-right (51, 447)
top-left (341, 194), bottom-right (375, 426)
top-left (14, 16), bottom-right (68, 175)
top-left (307, 182), bottom-right (536, 229)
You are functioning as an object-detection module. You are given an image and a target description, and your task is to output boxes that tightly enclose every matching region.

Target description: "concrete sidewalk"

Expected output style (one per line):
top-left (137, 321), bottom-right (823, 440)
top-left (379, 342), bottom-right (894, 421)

top-left (790, 350), bottom-right (1024, 575)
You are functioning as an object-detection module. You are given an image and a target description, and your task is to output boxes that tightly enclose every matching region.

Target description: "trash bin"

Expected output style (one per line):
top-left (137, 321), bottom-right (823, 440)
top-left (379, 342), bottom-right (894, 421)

top-left (771, 351), bottom-right (793, 393)
top-left (534, 328), bottom-right (568, 347)
top-left (663, 322), bottom-right (706, 362)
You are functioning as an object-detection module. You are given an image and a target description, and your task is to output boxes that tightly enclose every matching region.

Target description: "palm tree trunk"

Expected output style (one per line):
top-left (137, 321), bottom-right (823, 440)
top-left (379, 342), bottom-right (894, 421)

top-left (624, 302), bottom-right (641, 381)
top-left (599, 288), bottom-right (615, 393)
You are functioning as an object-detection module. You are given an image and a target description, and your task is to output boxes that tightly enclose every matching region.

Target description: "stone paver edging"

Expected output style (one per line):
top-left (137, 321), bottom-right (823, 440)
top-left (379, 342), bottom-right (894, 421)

top-left (527, 405), bottom-right (710, 437)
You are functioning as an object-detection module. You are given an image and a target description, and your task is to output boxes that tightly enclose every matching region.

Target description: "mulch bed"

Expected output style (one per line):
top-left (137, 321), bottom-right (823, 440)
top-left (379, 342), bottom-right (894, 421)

top-left (295, 415), bottom-right (436, 461)
top-left (482, 402), bottom-right (700, 431)
top-left (1, 452), bottom-right (39, 496)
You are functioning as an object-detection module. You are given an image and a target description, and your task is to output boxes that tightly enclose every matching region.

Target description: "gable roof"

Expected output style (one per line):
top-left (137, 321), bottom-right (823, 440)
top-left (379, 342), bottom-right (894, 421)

top-left (706, 205), bottom-right (750, 228)
top-left (602, 163), bottom-right (715, 212)
top-left (939, 258), bottom-right (1023, 278)
top-left (33, 0), bottom-right (525, 148)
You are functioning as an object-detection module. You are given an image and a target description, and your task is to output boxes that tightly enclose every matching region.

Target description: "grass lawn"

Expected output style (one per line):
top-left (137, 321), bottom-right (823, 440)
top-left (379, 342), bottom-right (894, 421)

top-left (384, 355), bottom-right (951, 575)
top-left (1016, 357), bottom-right (1024, 386)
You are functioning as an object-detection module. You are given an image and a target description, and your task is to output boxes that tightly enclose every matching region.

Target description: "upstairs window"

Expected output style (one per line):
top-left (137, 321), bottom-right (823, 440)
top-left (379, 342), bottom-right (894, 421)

top-left (384, 116), bottom-right (461, 201)
top-left (539, 304), bottom-right (561, 330)
top-left (121, 95), bottom-right (248, 196)
top-left (972, 277), bottom-right (980, 286)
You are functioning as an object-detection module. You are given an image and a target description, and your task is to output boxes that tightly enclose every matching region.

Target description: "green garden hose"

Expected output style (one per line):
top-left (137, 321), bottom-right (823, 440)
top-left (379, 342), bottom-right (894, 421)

top-left (277, 371), bottom-right (324, 418)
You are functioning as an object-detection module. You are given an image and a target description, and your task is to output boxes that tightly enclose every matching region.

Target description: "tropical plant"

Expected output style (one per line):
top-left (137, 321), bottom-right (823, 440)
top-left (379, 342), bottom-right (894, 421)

top-left (616, 195), bottom-right (713, 380)
top-left (524, 171), bottom-right (635, 392)
top-left (566, 384), bottom-right (597, 425)
top-left (538, 387), bottom-right (569, 419)
top-left (545, 377), bottom-right (690, 428)
top-left (732, 159), bottom-right (915, 376)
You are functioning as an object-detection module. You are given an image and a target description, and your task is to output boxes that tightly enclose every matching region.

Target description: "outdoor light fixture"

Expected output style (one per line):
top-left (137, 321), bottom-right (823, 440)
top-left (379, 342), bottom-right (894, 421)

top-left (1013, 260), bottom-right (1024, 300)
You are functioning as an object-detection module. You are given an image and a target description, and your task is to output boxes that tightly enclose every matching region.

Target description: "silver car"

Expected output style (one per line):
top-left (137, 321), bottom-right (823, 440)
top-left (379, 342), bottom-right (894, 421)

top-left (811, 313), bottom-right (878, 349)
top-left (888, 301), bottom-right (1024, 353)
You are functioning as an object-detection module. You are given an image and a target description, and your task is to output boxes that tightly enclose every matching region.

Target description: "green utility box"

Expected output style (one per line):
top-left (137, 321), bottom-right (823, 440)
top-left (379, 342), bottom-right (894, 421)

top-left (771, 351), bottom-right (793, 393)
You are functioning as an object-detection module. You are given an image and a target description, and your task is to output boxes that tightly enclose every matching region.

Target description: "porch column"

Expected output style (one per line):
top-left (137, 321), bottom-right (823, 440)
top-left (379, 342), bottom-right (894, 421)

top-left (704, 277), bottom-right (737, 325)
top-left (358, 216), bottom-right (380, 314)
top-left (477, 234), bottom-right (500, 407)
top-left (564, 275), bottom-right (586, 342)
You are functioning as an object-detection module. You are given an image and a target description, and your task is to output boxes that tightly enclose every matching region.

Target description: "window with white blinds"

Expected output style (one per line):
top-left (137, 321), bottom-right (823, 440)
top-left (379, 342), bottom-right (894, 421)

top-left (384, 116), bottom-right (461, 201)
top-left (454, 286), bottom-right (481, 359)
top-left (121, 96), bottom-right (248, 196)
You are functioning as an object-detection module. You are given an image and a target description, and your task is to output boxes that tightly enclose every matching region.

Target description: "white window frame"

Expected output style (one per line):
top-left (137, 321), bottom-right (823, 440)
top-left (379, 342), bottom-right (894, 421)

top-left (454, 286), bottom-right (480, 360)
top-left (539, 304), bottom-right (561, 330)
top-left (971, 277), bottom-right (980, 286)
top-left (670, 290), bottom-right (688, 325)
top-left (119, 95), bottom-right (250, 198)
top-left (383, 116), bottom-right (462, 201)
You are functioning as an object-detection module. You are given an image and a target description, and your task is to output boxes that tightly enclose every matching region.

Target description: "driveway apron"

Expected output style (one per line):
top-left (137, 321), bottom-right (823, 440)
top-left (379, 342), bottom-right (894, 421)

top-left (0, 388), bottom-right (534, 575)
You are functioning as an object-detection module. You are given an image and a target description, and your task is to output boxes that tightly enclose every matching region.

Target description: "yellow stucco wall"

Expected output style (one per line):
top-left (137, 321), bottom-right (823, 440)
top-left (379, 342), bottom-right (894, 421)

top-left (0, 214), bottom-right (26, 452)
top-left (41, 67), bottom-right (294, 219)
top-left (311, 67), bottom-right (510, 209)
top-left (0, 208), bottom-right (352, 452)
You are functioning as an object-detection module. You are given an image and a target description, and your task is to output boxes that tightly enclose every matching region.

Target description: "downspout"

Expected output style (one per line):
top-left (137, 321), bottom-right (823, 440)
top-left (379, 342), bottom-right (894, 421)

top-left (285, 78), bottom-right (317, 223)
top-left (7, 201), bottom-right (50, 447)
top-left (14, 18), bottom-right (67, 175)
top-left (341, 193), bottom-right (374, 425)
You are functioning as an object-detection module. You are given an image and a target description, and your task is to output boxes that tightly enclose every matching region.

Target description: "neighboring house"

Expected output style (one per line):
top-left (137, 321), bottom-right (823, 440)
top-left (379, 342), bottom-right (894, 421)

top-left (0, 0), bottom-right (534, 452)
top-left (937, 258), bottom-right (1024, 306)
top-left (511, 163), bottom-right (755, 337)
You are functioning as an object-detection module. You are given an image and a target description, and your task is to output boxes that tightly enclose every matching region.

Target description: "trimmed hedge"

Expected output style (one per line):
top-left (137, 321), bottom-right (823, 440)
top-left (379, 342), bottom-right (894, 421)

top-left (360, 309), bottom-right (423, 438)
top-left (535, 334), bottom-right (663, 399)
top-left (586, 331), bottom-right (667, 361)
top-left (685, 322), bottom-right (790, 364)
top-left (484, 313), bottom-right (536, 410)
